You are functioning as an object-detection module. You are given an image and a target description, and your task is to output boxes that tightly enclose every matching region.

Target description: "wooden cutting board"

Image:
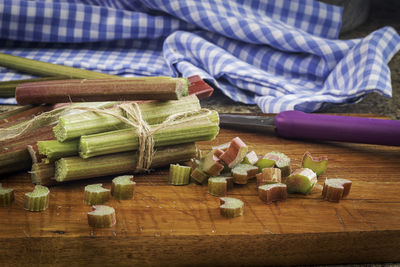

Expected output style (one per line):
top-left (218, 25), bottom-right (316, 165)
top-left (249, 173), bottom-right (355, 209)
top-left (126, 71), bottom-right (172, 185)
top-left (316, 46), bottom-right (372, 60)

top-left (1, 119), bottom-right (400, 266)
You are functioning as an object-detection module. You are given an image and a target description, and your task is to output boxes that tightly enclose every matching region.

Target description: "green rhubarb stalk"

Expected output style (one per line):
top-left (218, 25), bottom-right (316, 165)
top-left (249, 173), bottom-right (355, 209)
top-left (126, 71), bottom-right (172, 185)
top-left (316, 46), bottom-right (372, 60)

top-left (55, 143), bottom-right (197, 182)
top-left (0, 149), bottom-right (32, 175)
top-left (0, 52), bottom-right (117, 80)
top-left (53, 94), bottom-right (201, 142)
top-left (37, 140), bottom-right (79, 161)
top-left (37, 109), bottom-right (218, 161)
top-left (79, 110), bottom-right (219, 158)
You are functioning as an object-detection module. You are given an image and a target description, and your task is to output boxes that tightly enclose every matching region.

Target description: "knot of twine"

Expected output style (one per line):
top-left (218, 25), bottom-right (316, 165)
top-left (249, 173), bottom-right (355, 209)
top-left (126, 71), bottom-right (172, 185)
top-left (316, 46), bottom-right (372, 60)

top-left (75, 104), bottom-right (211, 173)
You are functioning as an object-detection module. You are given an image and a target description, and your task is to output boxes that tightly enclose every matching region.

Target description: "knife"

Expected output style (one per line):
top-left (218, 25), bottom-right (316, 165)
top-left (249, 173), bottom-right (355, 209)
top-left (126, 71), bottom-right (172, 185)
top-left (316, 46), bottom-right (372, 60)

top-left (219, 111), bottom-right (400, 146)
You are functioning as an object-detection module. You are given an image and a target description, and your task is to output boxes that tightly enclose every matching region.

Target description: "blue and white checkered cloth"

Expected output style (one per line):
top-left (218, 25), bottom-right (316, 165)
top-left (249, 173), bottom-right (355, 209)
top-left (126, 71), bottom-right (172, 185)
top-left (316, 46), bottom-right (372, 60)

top-left (1, 0), bottom-right (399, 113)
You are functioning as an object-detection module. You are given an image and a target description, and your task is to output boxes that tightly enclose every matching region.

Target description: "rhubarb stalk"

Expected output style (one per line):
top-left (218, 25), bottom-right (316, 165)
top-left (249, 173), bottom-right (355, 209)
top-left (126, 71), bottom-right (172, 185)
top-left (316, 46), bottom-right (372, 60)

top-left (16, 77), bottom-right (189, 104)
top-left (55, 143), bottom-right (197, 182)
top-left (53, 94), bottom-right (201, 142)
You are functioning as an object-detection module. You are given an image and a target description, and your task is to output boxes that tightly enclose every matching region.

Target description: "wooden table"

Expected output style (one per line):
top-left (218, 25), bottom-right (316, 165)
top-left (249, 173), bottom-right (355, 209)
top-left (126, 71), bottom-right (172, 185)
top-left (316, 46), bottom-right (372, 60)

top-left (1, 125), bottom-right (400, 266)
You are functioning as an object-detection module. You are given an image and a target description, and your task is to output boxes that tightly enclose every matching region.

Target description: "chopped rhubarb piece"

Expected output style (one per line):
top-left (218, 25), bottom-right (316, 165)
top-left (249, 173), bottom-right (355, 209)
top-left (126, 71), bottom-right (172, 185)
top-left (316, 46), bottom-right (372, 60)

top-left (219, 137), bottom-right (248, 168)
top-left (231, 164), bottom-right (259, 184)
top-left (187, 75), bottom-right (214, 99)
top-left (265, 151), bottom-right (291, 177)
top-left (256, 168), bottom-right (282, 186)
top-left (24, 185), bottom-right (50, 212)
top-left (208, 177), bottom-right (227, 197)
top-left (219, 197), bottom-right (244, 218)
top-left (202, 149), bottom-right (224, 176)
top-left (190, 167), bottom-right (209, 184)
top-left (84, 184), bottom-right (110, 205)
top-left (286, 168), bottom-right (317, 195)
top-left (302, 152), bottom-right (328, 177)
top-left (87, 205), bottom-right (116, 228)
top-left (0, 183), bottom-right (14, 207)
top-left (258, 183), bottom-right (287, 204)
top-left (322, 178), bottom-right (352, 202)
top-left (169, 164), bottom-right (191, 185)
top-left (242, 151), bottom-right (259, 165)
top-left (111, 175), bottom-right (136, 200)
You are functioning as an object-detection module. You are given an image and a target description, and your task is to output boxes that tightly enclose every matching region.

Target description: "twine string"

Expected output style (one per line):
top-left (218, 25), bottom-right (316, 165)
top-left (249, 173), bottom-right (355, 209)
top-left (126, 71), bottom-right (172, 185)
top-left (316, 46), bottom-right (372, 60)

top-left (74, 104), bottom-right (212, 172)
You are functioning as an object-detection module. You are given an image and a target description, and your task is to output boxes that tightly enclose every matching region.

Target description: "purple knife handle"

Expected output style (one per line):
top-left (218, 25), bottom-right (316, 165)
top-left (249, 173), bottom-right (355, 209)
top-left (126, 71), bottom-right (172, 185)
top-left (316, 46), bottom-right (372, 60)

top-left (275, 111), bottom-right (400, 146)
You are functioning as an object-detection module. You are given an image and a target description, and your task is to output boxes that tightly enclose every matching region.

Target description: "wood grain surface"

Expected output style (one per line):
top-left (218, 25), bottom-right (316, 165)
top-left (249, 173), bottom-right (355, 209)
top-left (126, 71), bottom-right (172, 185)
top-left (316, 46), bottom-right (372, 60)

top-left (1, 123), bottom-right (400, 266)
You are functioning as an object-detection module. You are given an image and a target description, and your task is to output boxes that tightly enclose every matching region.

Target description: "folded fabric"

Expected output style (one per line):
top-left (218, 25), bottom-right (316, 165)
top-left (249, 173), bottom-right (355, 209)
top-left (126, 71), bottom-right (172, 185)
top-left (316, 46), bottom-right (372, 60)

top-left (0, 0), bottom-right (399, 112)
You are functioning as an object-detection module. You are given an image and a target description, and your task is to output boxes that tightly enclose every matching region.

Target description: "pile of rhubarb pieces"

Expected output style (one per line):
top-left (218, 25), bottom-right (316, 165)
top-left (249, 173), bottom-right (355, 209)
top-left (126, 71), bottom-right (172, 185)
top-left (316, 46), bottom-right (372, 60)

top-left (180, 137), bottom-right (352, 218)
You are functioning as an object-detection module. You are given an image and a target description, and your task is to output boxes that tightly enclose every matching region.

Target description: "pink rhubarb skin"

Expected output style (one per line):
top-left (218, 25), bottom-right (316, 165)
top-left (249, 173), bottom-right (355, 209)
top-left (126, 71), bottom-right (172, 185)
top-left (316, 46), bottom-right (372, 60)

top-left (258, 183), bottom-right (287, 204)
top-left (219, 137), bottom-right (248, 168)
top-left (322, 178), bottom-right (352, 202)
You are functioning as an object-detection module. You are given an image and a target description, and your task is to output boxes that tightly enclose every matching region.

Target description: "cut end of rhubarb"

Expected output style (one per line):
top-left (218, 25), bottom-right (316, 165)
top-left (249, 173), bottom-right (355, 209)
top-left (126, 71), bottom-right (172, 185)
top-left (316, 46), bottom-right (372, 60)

top-left (111, 175), bottom-right (136, 200)
top-left (286, 168), bottom-right (317, 195)
top-left (219, 197), bottom-right (244, 218)
top-left (208, 177), bottom-right (227, 197)
top-left (302, 152), bottom-right (328, 177)
top-left (322, 178), bottom-right (352, 202)
top-left (187, 75), bottom-right (214, 99)
top-left (219, 137), bottom-right (248, 168)
top-left (84, 183), bottom-right (110, 205)
top-left (258, 183), bottom-right (287, 204)
top-left (87, 205), bottom-right (116, 228)
top-left (53, 119), bottom-right (68, 142)
top-left (0, 183), bottom-right (14, 207)
top-left (242, 151), bottom-right (259, 165)
top-left (24, 185), bottom-right (50, 211)
top-left (54, 158), bottom-right (67, 182)
top-left (232, 163), bottom-right (259, 185)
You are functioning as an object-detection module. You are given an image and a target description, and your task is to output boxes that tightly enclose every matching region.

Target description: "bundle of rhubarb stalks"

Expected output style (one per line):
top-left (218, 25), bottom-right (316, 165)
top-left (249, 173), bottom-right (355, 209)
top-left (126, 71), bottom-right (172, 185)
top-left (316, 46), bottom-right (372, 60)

top-left (31, 94), bottom-right (219, 185)
top-left (0, 53), bottom-right (217, 184)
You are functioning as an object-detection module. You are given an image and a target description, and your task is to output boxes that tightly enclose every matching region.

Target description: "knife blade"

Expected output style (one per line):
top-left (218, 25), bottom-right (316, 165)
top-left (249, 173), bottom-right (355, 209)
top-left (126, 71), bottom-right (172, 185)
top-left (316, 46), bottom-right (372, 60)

top-left (219, 111), bottom-right (400, 146)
